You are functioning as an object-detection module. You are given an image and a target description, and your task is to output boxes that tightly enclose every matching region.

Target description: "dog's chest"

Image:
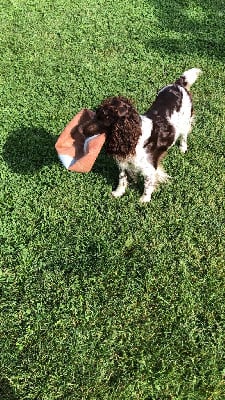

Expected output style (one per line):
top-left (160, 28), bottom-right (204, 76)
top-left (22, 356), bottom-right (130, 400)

top-left (119, 115), bottom-right (152, 174)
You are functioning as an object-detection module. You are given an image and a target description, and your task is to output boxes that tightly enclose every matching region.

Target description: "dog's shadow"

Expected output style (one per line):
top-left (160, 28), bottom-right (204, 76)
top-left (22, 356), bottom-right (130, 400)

top-left (90, 148), bottom-right (119, 188)
top-left (2, 126), bottom-right (58, 174)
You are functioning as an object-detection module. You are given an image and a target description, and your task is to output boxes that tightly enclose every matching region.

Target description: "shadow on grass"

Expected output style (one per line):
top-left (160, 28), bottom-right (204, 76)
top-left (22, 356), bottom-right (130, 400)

top-left (146, 37), bottom-right (224, 61)
top-left (0, 377), bottom-right (18, 400)
top-left (145, 0), bottom-right (225, 61)
top-left (2, 126), bottom-right (58, 174)
top-left (91, 149), bottom-right (119, 188)
top-left (2, 126), bottom-right (118, 187)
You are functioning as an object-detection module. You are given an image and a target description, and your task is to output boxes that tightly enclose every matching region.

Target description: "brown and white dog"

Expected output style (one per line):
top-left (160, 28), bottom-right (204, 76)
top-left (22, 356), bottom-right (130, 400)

top-left (78, 68), bottom-right (202, 202)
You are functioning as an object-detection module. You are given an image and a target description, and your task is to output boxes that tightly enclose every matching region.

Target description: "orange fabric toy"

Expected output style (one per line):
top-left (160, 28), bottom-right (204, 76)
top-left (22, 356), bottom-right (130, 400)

top-left (55, 109), bottom-right (106, 173)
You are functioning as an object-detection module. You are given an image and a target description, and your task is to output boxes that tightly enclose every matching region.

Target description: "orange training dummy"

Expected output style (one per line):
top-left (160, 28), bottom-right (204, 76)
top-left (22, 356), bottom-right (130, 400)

top-left (55, 109), bottom-right (106, 173)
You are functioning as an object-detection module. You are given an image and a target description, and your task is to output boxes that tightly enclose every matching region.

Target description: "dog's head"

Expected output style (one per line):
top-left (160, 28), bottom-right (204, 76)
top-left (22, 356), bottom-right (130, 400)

top-left (96, 96), bottom-right (136, 126)
top-left (95, 96), bottom-right (142, 158)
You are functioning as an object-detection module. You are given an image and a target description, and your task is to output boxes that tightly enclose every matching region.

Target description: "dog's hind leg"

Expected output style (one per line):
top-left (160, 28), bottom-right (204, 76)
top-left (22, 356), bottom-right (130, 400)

top-left (179, 131), bottom-right (189, 153)
top-left (140, 165), bottom-right (170, 203)
top-left (179, 119), bottom-right (193, 153)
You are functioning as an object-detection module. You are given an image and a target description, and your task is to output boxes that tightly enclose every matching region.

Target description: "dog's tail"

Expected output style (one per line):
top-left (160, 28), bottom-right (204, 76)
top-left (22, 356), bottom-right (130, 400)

top-left (175, 68), bottom-right (202, 90)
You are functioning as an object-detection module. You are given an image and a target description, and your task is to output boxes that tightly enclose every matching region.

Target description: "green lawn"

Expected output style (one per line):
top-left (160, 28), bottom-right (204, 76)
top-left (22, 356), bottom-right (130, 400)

top-left (0, 0), bottom-right (225, 399)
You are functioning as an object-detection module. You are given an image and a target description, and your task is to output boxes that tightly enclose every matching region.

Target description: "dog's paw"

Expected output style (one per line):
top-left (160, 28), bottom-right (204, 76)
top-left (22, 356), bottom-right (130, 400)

top-left (140, 194), bottom-right (151, 203)
top-left (111, 190), bottom-right (124, 198)
top-left (180, 144), bottom-right (188, 154)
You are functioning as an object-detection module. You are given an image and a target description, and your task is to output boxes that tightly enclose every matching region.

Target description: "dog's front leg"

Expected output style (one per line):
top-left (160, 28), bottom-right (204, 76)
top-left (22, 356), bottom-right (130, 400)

top-left (112, 166), bottom-right (128, 198)
top-left (140, 170), bottom-right (157, 203)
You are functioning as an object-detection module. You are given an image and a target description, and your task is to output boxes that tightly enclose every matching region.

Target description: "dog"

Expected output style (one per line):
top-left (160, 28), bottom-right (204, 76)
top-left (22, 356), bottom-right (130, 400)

top-left (78, 68), bottom-right (202, 202)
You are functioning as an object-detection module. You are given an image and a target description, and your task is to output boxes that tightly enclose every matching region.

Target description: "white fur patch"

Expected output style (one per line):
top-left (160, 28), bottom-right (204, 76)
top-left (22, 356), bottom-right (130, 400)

top-left (131, 115), bottom-right (154, 174)
top-left (140, 115), bottom-right (153, 143)
top-left (115, 116), bottom-right (153, 176)
top-left (168, 86), bottom-right (192, 149)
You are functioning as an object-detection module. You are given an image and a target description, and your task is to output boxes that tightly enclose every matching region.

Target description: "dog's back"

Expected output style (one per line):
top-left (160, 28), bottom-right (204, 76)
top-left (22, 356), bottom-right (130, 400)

top-left (146, 68), bottom-right (202, 119)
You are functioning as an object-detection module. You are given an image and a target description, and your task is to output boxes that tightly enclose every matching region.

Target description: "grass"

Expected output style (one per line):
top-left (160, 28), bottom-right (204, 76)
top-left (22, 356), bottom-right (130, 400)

top-left (0, 0), bottom-right (225, 399)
